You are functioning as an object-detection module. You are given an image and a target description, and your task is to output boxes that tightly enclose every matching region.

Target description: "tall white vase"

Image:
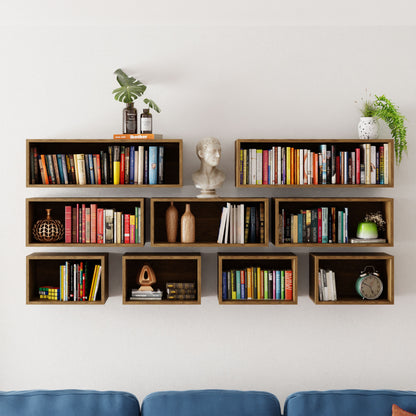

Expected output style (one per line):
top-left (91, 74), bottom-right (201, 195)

top-left (358, 117), bottom-right (379, 140)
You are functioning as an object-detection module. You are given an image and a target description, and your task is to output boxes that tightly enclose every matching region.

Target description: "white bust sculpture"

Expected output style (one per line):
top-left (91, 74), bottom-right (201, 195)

top-left (192, 137), bottom-right (225, 198)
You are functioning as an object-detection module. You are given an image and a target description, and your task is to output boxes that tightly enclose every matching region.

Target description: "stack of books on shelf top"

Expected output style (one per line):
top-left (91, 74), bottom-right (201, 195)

top-left (30, 144), bottom-right (164, 185)
top-left (222, 267), bottom-right (293, 301)
top-left (166, 282), bottom-right (196, 301)
top-left (280, 206), bottom-right (349, 244)
top-left (113, 133), bottom-right (163, 140)
top-left (58, 261), bottom-right (102, 302)
top-left (217, 202), bottom-right (265, 244)
top-left (239, 143), bottom-right (389, 185)
top-left (318, 269), bottom-right (337, 301)
top-left (64, 204), bottom-right (141, 244)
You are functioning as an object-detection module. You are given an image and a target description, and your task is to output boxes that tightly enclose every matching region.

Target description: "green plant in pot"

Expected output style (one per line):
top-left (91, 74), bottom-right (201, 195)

top-left (112, 68), bottom-right (161, 134)
top-left (356, 211), bottom-right (386, 240)
top-left (357, 93), bottom-right (407, 165)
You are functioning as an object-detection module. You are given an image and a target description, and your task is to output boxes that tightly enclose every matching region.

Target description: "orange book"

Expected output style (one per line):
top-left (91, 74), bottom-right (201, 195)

top-left (113, 134), bottom-right (163, 140)
top-left (286, 147), bottom-right (291, 184)
top-left (313, 152), bottom-right (319, 185)
top-left (257, 266), bottom-right (261, 299)
top-left (291, 148), bottom-right (295, 184)
top-left (285, 270), bottom-right (293, 300)
top-left (246, 267), bottom-right (252, 299)
top-left (39, 154), bottom-right (49, 184)
top-left (296, 149), bottom-right (300, 184)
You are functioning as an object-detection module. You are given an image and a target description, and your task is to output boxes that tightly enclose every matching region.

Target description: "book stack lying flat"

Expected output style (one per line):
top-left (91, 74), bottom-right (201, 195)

top-left (130, 289), bottom-right (163, 301)
top-left (166, 282), bottom-right (196, 300)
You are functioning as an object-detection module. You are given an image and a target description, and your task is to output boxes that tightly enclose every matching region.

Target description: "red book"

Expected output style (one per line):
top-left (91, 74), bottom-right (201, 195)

top-left (65, 206), bottom-right (72, 243)
top-left (312, 153), bottom-right (318, 185)
top-left (262, 149), bottom-right (268, 184)
top-left (124, 214), bottom-right (130, 244)
top-left (130, 214), bottom-right (135, 244)
top-left (71, 207), bottom-right (77, 243)
top-left (90, 204), bottom-right (97, 244)
top-left (285, 270), bottom-right (293, 300)
top-left (97, 208), bottom-right (104, 244)
top-left (120, 147), bottom-right (125, 184)
top-left (81, 204), bottom-right (86, 243)
top-left (94, 154), bottom-right (101, 184)
top-left (317, 208), bottom-right (322, 243)
top-left (86, 207), bottom-right (91, 244)
top-left (76, 203), bottom-right (80, 243)
top-left (355, 148), bottom-right (360, 184)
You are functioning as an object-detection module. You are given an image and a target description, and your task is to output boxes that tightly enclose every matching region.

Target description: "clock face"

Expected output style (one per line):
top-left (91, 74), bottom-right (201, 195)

top-left (359, 274), bottom-right (383, 300)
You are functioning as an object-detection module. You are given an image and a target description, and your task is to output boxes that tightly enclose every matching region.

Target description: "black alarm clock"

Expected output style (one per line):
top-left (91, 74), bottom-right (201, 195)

top-left (355, 265), bottom-right (383, 300)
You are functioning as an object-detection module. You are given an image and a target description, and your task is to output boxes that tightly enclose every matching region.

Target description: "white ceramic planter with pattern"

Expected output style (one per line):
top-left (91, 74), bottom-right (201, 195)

top-left (358, 117), bottom-right (379, 140)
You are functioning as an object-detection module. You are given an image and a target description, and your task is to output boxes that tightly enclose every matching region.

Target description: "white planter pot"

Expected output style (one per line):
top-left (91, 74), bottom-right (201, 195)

top-left (358, 117), bottom-right (379, 140)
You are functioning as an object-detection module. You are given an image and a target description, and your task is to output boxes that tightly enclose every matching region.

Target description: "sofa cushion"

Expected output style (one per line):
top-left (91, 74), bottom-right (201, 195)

top-left (0, 389), bottom-right (140, 416)
top-left (141, 389), bottom-right (281, 416)
top-left (393, 404), bottom-right (416, 416)
top-left (284, 390), bottom-right (416, 416)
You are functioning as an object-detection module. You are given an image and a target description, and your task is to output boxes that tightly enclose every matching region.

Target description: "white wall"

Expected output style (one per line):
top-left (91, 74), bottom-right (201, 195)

top-left (1, 1), bottom-right (416, 406)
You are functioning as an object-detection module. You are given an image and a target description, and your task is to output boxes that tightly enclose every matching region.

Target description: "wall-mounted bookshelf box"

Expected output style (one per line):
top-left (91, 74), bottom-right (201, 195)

top-left (150, 198), bottom-right (269, 247)
top-left (26, 253), bottom-right (108, 304)
top-left (309, 252), bottom-right (394, 305)
top-left (218, 253), bottom-right (298, 305)
top-left (26, 198), bottom-right (145, 247)
top-left (27, 139), bottom-right (182, 187)
top-left (235, 139), bottom-right (394, 187)
top-left (272, 197), bottom-right (393, 247)
top-left (122, 253), bottom-right (201, 304)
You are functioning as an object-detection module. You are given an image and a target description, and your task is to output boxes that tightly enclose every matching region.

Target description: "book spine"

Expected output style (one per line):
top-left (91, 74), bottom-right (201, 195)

top-left (158, 146), bottom-right (164, 184)
top-left (120, 146), bottom-right (125, 184)
top-left (222, 271), bottom-right (227, 300)
top-left (148, 146), bottom-right (158, 185)
top-left (65, 206), bottom-right (72, 243)
top-left (90, 204), bottom-right (97, 244)
top-left (285, 270), bottom-right (293, 300)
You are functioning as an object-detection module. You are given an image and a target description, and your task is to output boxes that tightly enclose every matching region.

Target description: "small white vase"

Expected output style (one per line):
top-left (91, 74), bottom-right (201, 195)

top-left (358, 117), bottom-right (379, 140)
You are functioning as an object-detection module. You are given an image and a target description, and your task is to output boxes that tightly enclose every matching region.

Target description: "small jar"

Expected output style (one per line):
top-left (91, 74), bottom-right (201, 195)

top-left (123, 102), bottom-right (137, 134)
top-left (140, 108), bottom-right (152, 134)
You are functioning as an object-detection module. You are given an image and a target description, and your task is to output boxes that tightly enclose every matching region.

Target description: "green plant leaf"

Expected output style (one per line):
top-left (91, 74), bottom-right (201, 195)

top-left (143, 98), bottom-right (161, 113)
top-left (112, 68), bottom-right (147, 103)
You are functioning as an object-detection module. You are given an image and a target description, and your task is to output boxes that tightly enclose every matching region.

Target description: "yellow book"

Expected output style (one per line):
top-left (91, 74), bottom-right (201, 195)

top-left (88, 265), bottom-right (99, 301)
top-left (257, 266), bottom-right (261, 299)
top-left (113, 161), bottom-right (120, 185)
top-left (247, 267), bottom-right (252, 299)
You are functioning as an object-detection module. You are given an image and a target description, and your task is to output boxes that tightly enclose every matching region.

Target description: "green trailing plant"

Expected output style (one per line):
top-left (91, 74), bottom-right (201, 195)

top-left (358, 92), bottom-right (407, 164)
top-left (112, 68), bottom-right (161, 113)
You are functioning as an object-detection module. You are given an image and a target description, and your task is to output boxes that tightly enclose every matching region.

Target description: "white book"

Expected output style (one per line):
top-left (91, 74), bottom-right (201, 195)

top-left (384, 143), bottom-right (389, 185)
top-left (299, 149), bottom-right (304, 185)
top-left (256, 149), bottom-right (262, 185)
top-left (223, 202), bottom-right (231, 244)
top-left (307, 150), bottom-right (312, 184)
top-left (277, 146), bottom-right (282, 184)
top-left (331, 271), bottom-right (337, 301)
top-left (217, 206), bottom-right (228, 243)
top-left (326, 270), bottom-right (333, 301)
top-left (250, 149), bottom-right (257, 185)
top-left (138, 146), bottom-right (144, 185)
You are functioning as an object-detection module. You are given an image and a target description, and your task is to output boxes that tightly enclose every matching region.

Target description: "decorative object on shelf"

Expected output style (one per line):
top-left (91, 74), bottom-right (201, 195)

top-left (358, 117), bottom-right (379, 140)
top-left (112, 68), bottom-right (161, 134)
top-left (136, 264), bottom-right (157, 291)
top-left (32, 209), bottom-right (64, 242)
top-left (181, 203), bottom-right (195, 243)
top-left (192, 137), bottom-right (225, 198)
top-left (355, 265), bottom-right (383, 300)
top-left (140, 108), bottom-right (152, 134)
top-left (357, 92), bottom-right (407, 164)
top-left (356, 210), bottom-right (386, 240)
top-left (165, 201), bottom-right (179, 243)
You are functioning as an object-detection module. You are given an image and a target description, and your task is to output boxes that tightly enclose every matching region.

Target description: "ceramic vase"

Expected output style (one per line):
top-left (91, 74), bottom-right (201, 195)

top-left (181, 203), bottom-right (195, 243)
top-left (356, 221), bottom-right (378, 239)
top-left (165, 201), bottom-right (178, 243)
top-left (32, 208), bottom-right (65, 242)
top-left (358, 117), bottom-right (379, 140)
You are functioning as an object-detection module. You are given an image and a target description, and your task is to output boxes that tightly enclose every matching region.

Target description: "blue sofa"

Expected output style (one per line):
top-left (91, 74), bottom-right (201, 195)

top-left (2, 388), bottom-right (416, 416)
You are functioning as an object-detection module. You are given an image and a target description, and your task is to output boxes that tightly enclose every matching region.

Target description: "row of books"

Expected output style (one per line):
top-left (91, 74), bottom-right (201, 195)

top-left (222, 268), bottom-right (293, 301)
top-left (217, 203), bottom-right (265, 244)
top-left (129, 282), bottom-right (197, 301)
top-left (58, 261), bottom-right (102, 302)
top-left (30, 145), bottom-right (164, 185)
top-left (239, 143), bottom-right (389, 185)
top-left (279, 207), bottom-right (349, 244)
top-left (318, 269), bottom-right (337, 301)
top-left (64, 204), bottom-right (141, 244)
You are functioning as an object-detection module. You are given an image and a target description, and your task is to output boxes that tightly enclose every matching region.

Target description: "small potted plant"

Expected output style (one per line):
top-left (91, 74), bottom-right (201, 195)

top-left (356, 211), bottom-right (386, 240)
top-left (112, 68), bottom-right (161, 134)
top-left (357, 92), bottom-right (407, 165)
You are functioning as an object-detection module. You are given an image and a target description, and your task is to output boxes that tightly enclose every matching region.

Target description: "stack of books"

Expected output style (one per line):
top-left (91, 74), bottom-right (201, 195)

top-left (318, 269), bottom-right (337, 301)
top-left (166, 282), bottom-right (196, 300)
top-left (130, 289), bottom-right (163, 301)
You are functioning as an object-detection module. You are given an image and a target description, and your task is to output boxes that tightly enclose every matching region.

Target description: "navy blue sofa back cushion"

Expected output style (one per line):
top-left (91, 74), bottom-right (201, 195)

top-left (142, 389), bottom-right (281, 416)
top-left (284, 390), bottom-right (416, 416)
top-left (0, 389), bottom-right (140, 416)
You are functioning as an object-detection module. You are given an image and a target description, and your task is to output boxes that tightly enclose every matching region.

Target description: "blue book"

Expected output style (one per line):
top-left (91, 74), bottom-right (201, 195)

top-left (148, 146), bottom-right (158, 185)
top-left (60, 154), bottom-right (69, 184)
top-left (297, 213), bottom-right (303, 243)
top-left (236, 270), bottom-right (241, 300)
top-left (240, 271), bottom-right (245, 300)
top-left (275, 270), bottom-right (281, 300)
top-left (56, 154), bottom-right (64, 183)
top-left (88, 153), bottom-right (95, 184)
top-left (222, 271), bottom-right (227, 300)
top-left (129, 146), bottom-right (135, 184)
